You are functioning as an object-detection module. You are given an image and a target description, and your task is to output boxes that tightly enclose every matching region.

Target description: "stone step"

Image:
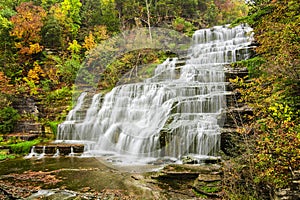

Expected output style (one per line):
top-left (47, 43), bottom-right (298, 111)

top-left (34, 144), bottom-right (84, 155)
top-left (152, 163), bottom-right (223, 198)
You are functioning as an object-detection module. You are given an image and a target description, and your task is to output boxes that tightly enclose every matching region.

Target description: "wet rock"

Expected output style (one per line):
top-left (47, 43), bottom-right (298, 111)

top-left (220, 128), bottom-right (242, 157)
top-left (27, 189), bottom-right (76, 199)
top-left (3, 133), bottom-right (39, 141)
top-left (34, 144), bottom-right (84, 155)
top-left (222, 106), bottom-right (253, 128)
top-left (193, 173), bottom-right (222, 198)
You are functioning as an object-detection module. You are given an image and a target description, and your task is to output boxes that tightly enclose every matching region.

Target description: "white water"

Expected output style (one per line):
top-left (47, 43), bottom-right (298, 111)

top-left (53, 149), bottom-right (60, 157)
top-left (25, 146), bottom-right (38, 159)
top-left (69, 147), bottom-right (75, 156)
top-left (37, 146), bottom-right (46, 159)
top-left (57, 24), bottom-right (253, 163)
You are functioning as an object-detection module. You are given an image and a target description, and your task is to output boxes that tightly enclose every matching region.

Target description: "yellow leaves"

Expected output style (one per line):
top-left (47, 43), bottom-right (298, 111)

top-left (83, 32), bottom-right (96, 51)
top-left (29, 43), bottom-right (43, 54)
top-left (61, 0), bottom-right (72, 14)
top-left (17, 43), bottom-right (44, 55)
top-left (0, 14), bottom-right (12, 29)
top-left (264, 137), bottom-right (270, 143)
top-left (21, 43), bottom-right (43, 55)
top-left (268, 102), bottom-right (293, 123)
top-left (15, 42), bottom-right (22, 49)
top-left (26, 62), bottom-right (45, 84)
top-left (50, 4), bottom-right (67, 25)
top-left (59, 0), bottom-right (82, 36)
top-left (93, 25), bottom-right (109, 42)
top-left (47, 67), bottom-right (59, 84)
top-left (67, 40), bottom-right (81, 54)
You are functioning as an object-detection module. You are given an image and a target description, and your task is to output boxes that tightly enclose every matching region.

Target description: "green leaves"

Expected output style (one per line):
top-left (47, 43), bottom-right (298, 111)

top-left (0, 106), bottom-right (20, 134)
top-left (61, 0), bottom-right (82, 36)
top-left (172, 17), bottom-right (195, 36)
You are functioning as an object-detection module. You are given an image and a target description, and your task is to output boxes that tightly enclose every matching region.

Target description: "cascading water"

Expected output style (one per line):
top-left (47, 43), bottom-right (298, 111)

top-left (57, 24), bottom-right (253, 163)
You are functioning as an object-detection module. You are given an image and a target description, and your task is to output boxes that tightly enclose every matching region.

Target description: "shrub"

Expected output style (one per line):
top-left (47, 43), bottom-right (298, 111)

top-left (47, 121), bottom-right (61, 137)
top-left (172, 17), bottom-right (195, 36)
top-left (9, 139), bottom-right (40, 154)
top-left (0, 150), bottom-right (15, 160)
top-left (0, 106), bottom-right (20, 133)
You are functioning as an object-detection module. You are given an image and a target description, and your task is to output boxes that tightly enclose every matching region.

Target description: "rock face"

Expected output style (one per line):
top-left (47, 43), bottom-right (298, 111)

top-left (220, 65), bottom-right (252, 156)
top-left (13, 121), bottom-right (42, 135)
top-left (12, 97), bottom-right (43, 137)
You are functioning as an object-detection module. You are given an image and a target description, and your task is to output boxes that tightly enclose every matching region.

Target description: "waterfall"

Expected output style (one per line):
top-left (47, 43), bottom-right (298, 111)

top-left (25, 146), bottom-right (38, 158)
top-left (57, 24), bottom-right (253, 163)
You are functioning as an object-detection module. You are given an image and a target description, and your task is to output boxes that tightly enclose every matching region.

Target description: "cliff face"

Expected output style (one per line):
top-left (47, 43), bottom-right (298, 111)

top-left (220, 66), bottom-right (252, 157)
top-left (10, 97), bottom-right (43, 140)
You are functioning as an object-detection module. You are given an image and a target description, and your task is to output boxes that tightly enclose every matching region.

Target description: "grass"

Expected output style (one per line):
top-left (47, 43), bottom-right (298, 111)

top-left (9, 139), bottom-right (41, 155)
top-left (0, 150), bottom-right (15, 160)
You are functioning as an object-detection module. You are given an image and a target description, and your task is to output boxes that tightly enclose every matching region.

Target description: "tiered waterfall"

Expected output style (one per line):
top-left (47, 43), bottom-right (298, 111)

top-left (57, 24), bottom-right (253, 163)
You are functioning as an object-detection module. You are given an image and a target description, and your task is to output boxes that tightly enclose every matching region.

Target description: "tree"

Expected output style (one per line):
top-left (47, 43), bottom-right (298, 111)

top-left (83, 32), bottom-right (96, 51)
top-left (41, 16), bottom-right (63, 49)
top-left (61, 0), bottom-right (82, 37)
top-left (0, 4), bottom-right (17, 77)
top-left (10, 2), bottom-right (46, 56)
top-left (214, 0), bottom-right (249, 24)
top-left (41, 0), bottom-right (60, 9)
top-left (145, 0), bottom-right (152, 40)
top-left (0, 72), bottom-right (19, 133)
top-left (81, 0), bottom-right (101, 28)
top-left (99, 0), bottom-right (120, 33)
top-left (49, 0), bottom-right (82, 42)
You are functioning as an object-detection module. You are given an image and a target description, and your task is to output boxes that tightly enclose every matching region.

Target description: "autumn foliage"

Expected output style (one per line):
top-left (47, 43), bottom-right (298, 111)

top-left (223, 0), bottom-right (300, 198)
top-left (10, 2), bottom-right (46, 55)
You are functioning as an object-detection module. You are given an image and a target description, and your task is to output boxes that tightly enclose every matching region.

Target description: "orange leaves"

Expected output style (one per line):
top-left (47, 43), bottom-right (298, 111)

top-left (18, 43), bottom-right (44, 55)
top-left (83, 32), bottom-right (96, 51)
top-left (10, 2), bottom-right (46, 55)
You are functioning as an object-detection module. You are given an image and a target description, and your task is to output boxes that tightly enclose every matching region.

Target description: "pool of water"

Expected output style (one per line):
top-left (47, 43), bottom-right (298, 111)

top-left (0, 157), bottom-right (161, 199)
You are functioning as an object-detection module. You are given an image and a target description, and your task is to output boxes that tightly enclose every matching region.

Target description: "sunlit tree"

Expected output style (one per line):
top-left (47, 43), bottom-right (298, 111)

top-left (10, 2), bottom-right (46, 56)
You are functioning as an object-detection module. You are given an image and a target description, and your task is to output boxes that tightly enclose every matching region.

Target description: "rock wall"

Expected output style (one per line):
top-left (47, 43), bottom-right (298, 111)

top-left (221, 66), bottom-right (251, 156)
top-left (12, 97), bottom-right (43, 136)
